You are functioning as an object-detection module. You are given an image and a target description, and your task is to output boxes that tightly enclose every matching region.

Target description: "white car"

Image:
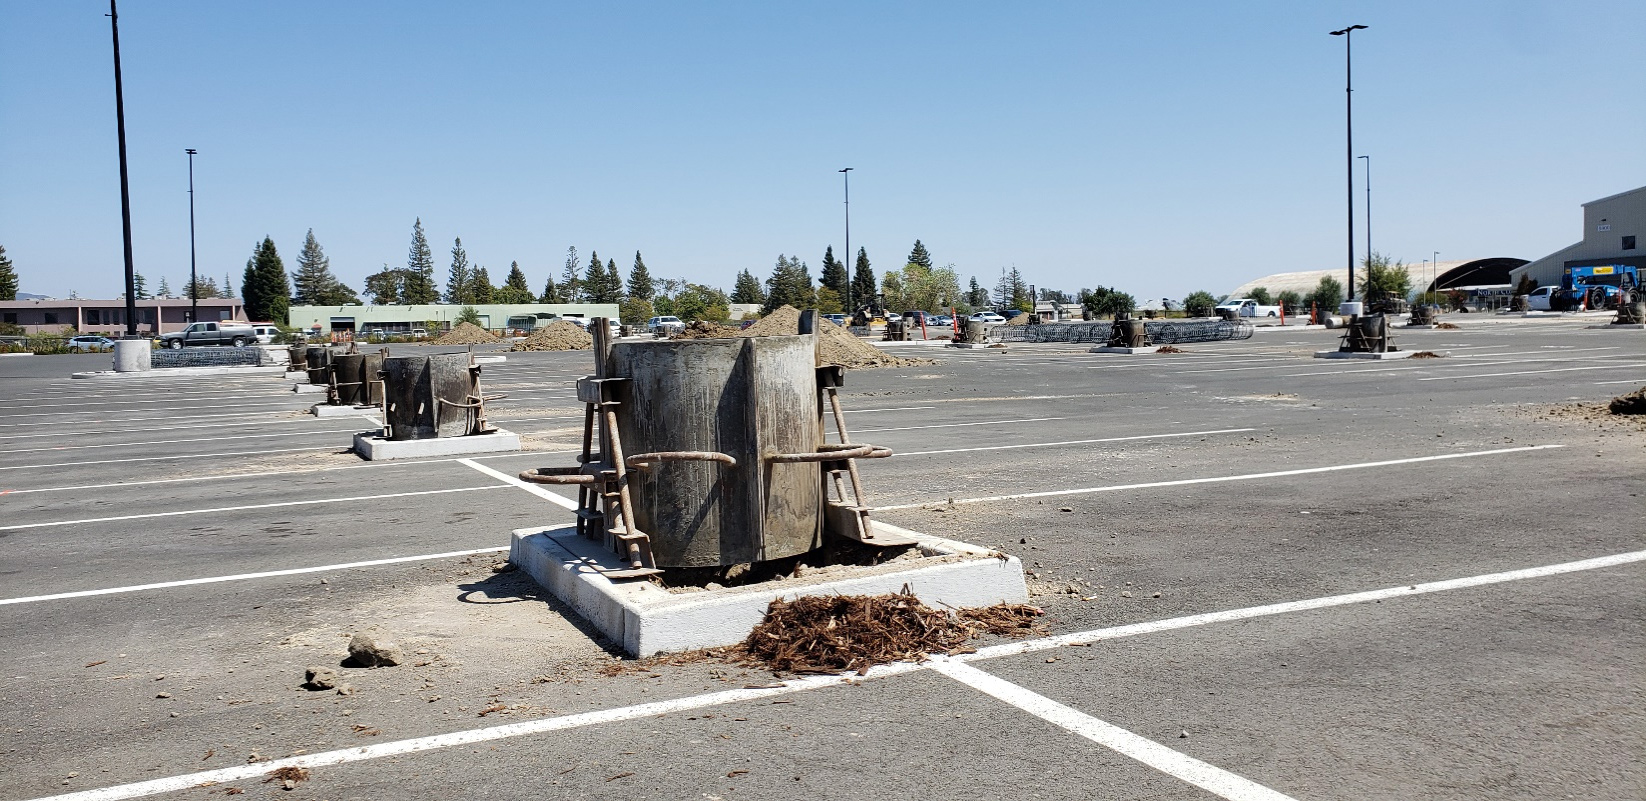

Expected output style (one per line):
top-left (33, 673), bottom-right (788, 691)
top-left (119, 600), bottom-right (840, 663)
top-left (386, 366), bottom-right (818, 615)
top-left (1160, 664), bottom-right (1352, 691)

top-left (249, 323), bottom-right (279, 344)
top-left (67, 335), bottom-right (116, 352)
top-left (648, 316), bottom-right (685, 335)
top-left (1216, 298), bottom-right (1281, 317)
top-left (884, 312), bottom-right (902, 322)
top-left (1525, 286), bottom-right (1557, 311)
top-left (968, 311), bottom-right (1006, 323)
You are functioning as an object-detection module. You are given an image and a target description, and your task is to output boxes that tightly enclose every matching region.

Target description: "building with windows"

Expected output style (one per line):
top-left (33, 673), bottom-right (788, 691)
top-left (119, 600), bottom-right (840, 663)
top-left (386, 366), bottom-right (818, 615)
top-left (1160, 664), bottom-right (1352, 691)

top-left (0, 297), bottom-right (246, 335)
top-left (285, 303), bottom-right (621, 335)
top-left (1510, 185), bottom-right (1645, 289)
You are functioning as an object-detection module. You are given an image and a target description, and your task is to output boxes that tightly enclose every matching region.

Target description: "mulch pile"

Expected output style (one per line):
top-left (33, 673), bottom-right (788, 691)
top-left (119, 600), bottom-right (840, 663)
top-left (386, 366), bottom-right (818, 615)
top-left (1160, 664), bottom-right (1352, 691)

top-left (739, 593), bottom-right (1044, 675)
top-left (674, 320), bottom-right (742, 339)
top-left (1156, 345), bottom-right (1184, 353)
top-left (432, 321), bottom-right (500, 345)
top-left (1409, 351), bottom-right (1443, 359)
top-left (511, 320), bottom-right (591, 351)
top-left (740, 305), bottom-right (935, 369)
top-left (1610, 386), bottom-right (1646, 415)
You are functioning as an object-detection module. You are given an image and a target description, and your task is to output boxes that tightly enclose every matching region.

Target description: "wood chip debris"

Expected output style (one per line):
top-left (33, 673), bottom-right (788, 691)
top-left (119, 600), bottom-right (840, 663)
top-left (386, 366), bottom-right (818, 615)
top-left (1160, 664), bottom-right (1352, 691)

top-left (739, 594), bottom-right (1046, 674)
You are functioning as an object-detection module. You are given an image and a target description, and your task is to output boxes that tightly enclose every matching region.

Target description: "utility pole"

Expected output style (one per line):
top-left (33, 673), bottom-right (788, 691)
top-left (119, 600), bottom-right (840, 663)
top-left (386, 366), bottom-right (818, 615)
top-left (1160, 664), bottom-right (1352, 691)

top-left (186, 149), bottom-right (198, 325)
top-left (1330, 24), bottom-right (1368, 302)
top-left (108, 0), bottom-right (138, 337)
top-left (839, 168), bottom-right (853, 312)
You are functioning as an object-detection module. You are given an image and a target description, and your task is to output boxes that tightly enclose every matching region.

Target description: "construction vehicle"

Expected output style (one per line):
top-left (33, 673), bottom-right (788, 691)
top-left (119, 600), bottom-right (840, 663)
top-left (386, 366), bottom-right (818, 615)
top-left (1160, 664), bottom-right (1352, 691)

top-left (1551, 264), bottom-right (1639, 311)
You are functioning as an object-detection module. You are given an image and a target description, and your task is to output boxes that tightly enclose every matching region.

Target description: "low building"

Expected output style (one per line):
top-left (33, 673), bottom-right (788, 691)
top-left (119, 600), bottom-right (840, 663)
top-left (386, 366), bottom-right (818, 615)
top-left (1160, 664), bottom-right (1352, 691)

top-left (0, 297), bottom-right (246, 335)
top-left (1229, 257), bottom-right (1527, 300)
top-left (286, 303), bottom-right (621, 335)
top-left (1511, 185), bottom-right (1645, 289)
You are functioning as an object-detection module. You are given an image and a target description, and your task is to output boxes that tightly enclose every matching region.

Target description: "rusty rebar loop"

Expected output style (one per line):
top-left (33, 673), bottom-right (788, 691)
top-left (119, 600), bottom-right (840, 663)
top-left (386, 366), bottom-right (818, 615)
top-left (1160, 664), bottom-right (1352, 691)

top-left (517, 466), bottom-right (597, 485)
top-left (625, 451), bottom-right (738, 469)
top-left (767, 443), bottom-right (878, 463)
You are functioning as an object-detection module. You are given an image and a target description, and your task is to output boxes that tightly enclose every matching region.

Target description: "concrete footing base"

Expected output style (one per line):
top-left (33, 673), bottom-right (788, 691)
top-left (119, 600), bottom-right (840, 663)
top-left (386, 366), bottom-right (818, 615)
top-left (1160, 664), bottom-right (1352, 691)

top-left (352, 428), bottom-right (521, 460)
top-left (1313, 350), bottom-right (1418, 360)
top-left (312, 403), bottom-right (378, 418)
top-left (511, 523), bottom-right (1028, 657)
top-left (73, 365), bottom-right (287, 379)
top-left (1090, 345), bottom-right (1162, 354)
top-left (113, 339), bottom-right (152, 372)
top-left (1587, 323), bottom-right (1646, 330)
top-left (293, 383), bottom-right (327, 394)
top-left (1403, 324), bottom-right (1438, 329)
top-left (946, 342), bottom-right (998, 349)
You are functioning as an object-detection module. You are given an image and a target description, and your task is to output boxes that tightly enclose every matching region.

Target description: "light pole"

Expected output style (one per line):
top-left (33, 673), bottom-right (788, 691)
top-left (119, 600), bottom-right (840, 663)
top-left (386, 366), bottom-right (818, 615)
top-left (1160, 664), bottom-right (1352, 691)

top-left (108, 0), bottom-right (138, 338)
top-left (1330, 24), bottom-right (1368, 301)
top-left (839, 167), bottom-right (853, 312)
top-left (1432, 250), bottom-right (1440, 299)
top-left (186, 149), bottom-right (198, 325)
top-left (1357, 155), bottom-right (1371, 267)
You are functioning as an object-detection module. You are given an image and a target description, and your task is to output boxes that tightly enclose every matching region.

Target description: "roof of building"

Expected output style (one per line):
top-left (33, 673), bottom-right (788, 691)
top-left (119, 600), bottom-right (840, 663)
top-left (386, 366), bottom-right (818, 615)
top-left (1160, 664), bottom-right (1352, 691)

top-left (1228, 257), bottom-right (1524, 297)
top-left (1582, 184), bottom-right (1646, 207)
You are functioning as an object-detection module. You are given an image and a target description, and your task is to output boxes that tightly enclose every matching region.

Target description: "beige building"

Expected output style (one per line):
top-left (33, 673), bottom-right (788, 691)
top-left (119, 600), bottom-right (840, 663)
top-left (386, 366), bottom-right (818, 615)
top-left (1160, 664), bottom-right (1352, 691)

top-left (1511, 185), bottom-right (1645, 289)
top-left (0, 297), bottom-right (246, 335)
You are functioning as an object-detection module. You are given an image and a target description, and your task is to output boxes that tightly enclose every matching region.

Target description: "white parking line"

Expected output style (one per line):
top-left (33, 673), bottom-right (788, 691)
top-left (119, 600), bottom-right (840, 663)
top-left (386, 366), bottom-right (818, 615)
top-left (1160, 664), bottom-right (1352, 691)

top-left (842, 406), bottom-right (938, 414)
top-left (27, 547), bottom-right (1642, 801)
top-left (0, 416), bottom-right (349, 441)
top-left (930, 659), bottom-right (1297, 801)
top-left (0, 409), bottom-right (291, 429)
top-left (0, 547), bottom-right (510, 606)
top-left (1593, 378), bottom-right (1646, 385)
top-left (873, 444), bottom-right (1564, 510)
top-left (0, 485), bottom-right (509, 532)
top-left (896, 428), bottom-right (1256, 457)
top-left (0, 427), bottom-right (357, 456)
top-left (0, 446), bottom-right (342, 472)
top-left (458, 458), bottom-right (580, 509)
top-left (1418, 363), bottom-right (1646, 381)
top-left (850, 416), bottom-right (1064, 434)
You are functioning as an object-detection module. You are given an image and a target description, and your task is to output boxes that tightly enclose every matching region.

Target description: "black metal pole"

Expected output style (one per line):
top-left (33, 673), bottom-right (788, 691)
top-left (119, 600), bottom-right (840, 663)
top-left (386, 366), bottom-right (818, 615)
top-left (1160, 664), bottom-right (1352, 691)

top-left (1359, 154), bottom-right (1371, 267)
top-left (109, 0), bottom-right (138, 337)
top-left (1331, 25), bottom-right (1366, 302)
top-left (840, 167), bottom-right (853, 312)
top-left (187, 149), bottom-right (198, 325)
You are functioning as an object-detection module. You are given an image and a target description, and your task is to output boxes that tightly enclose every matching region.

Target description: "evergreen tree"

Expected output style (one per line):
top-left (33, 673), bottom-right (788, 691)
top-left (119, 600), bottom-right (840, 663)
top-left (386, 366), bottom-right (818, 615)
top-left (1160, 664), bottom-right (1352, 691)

top-left (819, 246), bottom-right (848, 301)
top-left (445, 237), bottom-right (471, 304)
top-left (967, 276), bottom-right (989, 308)
top-left (539, 275), bottom-right (560, 304)
top-left (132, 271), bottom-right (149, 300)
top-left (730, 269), bottom-right (765, 305)
top-left (364, 265), bottom-right (405, 305)
top-left (559, 246), bottom-right (581, 303)
top-left (626, 251), bottom-right (654, 301)
top-left (468, 266), bottom-right (494, 304)
top-left (582, 251), bottom-right (605, 302)
top-left (762, 254), bottom-right (815, 313)
top-left (0, 244), bottom-right (15, 301)
top-left (994, 266), bottom-right (1030, 312)
top-left (292, 229), bottom-right (342, 306)
top-left (156, 276), bottom-right (172, 299)
top-left (241, 236), bottom-right (291, 323)
top-left (184, 275), bottom-right (218, 300)
top-left (221, 272), bottom-right (234, 299)
top-left (907, 240), bottom-right (932, 269)
top-left (494, 261), bottom-right (534, 303)
top-left (850, 247), bottom-right (876, 310)
top-left (605, 258), bottom-right (624, 303)
top-left (401, 218), bottom-right (439, 304)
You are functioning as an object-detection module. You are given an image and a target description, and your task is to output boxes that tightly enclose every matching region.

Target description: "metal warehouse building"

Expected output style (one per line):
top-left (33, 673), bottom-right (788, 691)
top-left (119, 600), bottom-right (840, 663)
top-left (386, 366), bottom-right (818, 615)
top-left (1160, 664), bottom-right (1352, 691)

top-left (1511, 185), bottom-right (1645, 289)
top-left (286, 303), bottom-right (621, 335)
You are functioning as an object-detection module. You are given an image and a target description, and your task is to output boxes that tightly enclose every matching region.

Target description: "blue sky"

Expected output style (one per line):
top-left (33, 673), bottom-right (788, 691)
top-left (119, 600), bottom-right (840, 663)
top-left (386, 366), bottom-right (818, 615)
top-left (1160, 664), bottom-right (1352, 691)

top-left (3, 1), bottom-right (1643, 303)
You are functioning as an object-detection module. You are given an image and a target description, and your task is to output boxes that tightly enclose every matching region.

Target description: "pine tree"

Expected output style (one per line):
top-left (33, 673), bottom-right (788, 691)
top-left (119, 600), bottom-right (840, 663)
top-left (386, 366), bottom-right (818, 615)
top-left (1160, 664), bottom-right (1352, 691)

top-left (730, 269), bottom-right (765, 305)
top-left (494, 261), bottom-right (534, 303)
top-left (559, 246), bottom-right (581, 303)
top-left (364, 265), bottom-right (404, 305)
top-left (762, 255), bottom-right (814, 313)
top-left (185, 275), bottom-right (217, 300)
top-left (292, 229), bottom-right (342, 306)
top-left (539, 275), bottom-right (560, 304)
top-left (907, 240), bottom-right (932, 269)
top-left (819, 246), bottom-right (848, 301)
top-left (468, 266), bottom-right (494, 304)
top-left (132, 271), bottom-right (149, 300)
top-left (605, 258), bottom-right (624, 303)
top-left (220, 272), bottom-right (234, 299)
top-left (241, 236), bottom-right (291, 323)
top-left (627, 251), bottom-right (654, 301)
top-left (581, 251), bottom-right (607, 302)
top-left (967, 276), bottom-right (989, 308)
top-left (0, 244), bottom-right (15, 301)
top-left (401, 218), bottom-right (438, 304)
top-left (445, 237), bottom-right (471, 304)
top-left (850, 247), bottom-right (876, 310)
top-left (156, 276), bottom-right (172, 299)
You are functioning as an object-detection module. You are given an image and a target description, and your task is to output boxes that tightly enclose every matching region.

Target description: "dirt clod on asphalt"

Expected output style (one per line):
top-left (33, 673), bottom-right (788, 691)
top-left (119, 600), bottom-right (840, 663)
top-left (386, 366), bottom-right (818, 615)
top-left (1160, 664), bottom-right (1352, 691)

top-left (431, 322), bottom-right (500, 345)
top-left (511, 320), bottom-right (591, 351)
top-left (1610, 386), bottom-right (1646, 415)
top-left (264, 767), bottom-right (308, 786)
top-left (1409, 351), bottom-right (1443, 359)
top-left (1435, 322), bottom-right (1461, 329)
top-left (1156, 345), bottom-right (1184, 353)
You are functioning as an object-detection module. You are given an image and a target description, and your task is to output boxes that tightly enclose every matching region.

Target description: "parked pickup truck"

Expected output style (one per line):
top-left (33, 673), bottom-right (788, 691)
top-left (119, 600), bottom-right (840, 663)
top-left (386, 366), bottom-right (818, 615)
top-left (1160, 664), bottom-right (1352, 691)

top-left (158, 321), bottom-right (258, 349)
top-left (1215, 298), bottom-right (1281, 317)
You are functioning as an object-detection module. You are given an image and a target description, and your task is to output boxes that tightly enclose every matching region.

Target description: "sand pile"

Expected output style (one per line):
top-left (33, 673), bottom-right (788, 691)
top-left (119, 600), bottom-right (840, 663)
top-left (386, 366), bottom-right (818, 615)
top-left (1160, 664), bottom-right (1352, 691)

top-left (432, 322), bottom-right (500, 345)
top-left (511, 320), bottom-right (591, 351)
top-left (739, 593), bottom-right (1043, 675)
top-left (739, 305), bottom-right (935, 369)
top-left (1004, 312), bottom-right (1032, 325)
top-left (1610, 386), bottom-right (1646, 415)
top-left (674, 320), bottom-right (741, 339)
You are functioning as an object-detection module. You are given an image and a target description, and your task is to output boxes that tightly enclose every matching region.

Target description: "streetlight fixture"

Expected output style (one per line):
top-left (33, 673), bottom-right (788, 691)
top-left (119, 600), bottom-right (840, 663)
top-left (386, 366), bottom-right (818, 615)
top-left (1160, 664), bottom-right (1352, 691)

top-left (107, 0), bottom-right (138, 338)
top-left (186, 149), bottom-right (198, 326)
top-left (1330, 24), bottom-right (1368, 301)
top-left (839, 167), bottom-right (853, 312)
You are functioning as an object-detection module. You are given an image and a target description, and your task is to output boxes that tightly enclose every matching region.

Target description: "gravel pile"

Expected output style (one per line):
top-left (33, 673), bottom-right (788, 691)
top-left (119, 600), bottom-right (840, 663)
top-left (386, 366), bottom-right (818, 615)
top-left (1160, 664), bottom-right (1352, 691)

top-left (1004, 312), bottom-right (1032, 325)
top-left (511, 320), bottom-right (592, 351)
top-left (431, 322), bottom-right (500, 345)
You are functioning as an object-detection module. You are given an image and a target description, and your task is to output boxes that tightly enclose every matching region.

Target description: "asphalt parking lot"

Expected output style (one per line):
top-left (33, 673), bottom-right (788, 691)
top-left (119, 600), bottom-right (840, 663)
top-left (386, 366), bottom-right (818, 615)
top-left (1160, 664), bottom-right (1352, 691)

top-left (2, 315), bottom-right (1642, 801)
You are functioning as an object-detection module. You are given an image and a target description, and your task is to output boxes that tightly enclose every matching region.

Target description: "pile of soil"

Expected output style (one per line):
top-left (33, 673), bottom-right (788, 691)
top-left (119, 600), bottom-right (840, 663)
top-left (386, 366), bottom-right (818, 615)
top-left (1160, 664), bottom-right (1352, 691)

top-left (1610, 386), bottom-right (1646, 415)
top-left (1004, 312), bottom-right (1032, 325)
top-left (740, 305), bottom-right (936, 369)
top-left (1435, 322), bottom-right (1462, 330)
top-left (739, 594), bottom-right (1044, 675)
top-left (511, 320), bottom-right (591, 351)
top-left (1156, 345), bottom-right (1184, 353)
top-left (1409, 351), bottom-right (1443, 359)
top-left (673, 320), bottom-right (741, 339)
top-left (432, 322), bottom-right (500, 345)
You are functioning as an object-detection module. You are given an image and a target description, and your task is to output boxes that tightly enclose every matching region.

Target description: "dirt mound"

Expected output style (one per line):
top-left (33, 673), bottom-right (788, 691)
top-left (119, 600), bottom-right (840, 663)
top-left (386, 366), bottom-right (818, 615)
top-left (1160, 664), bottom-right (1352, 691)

top-left (1409, 351), bottom-right (1443, 359)
top-left (737, 305), bottom-right (935, 369)
top-left (673, 320), bottom-right (741, 339)
top-left (1435, 322), bottom-right (1461, 330)
top-left (511, 320), bottom-right (591, 351)
top-left (1610, 387), bottom-right (1646, 415)
top-left (432, 321), bottom-right (500, 345)
top-left (1004, 312), bottom-right (1032, 325)
top-left (1156, 345), bottom-right (1184, 353)
top-left (739, 594), bottom-right (1043, 675)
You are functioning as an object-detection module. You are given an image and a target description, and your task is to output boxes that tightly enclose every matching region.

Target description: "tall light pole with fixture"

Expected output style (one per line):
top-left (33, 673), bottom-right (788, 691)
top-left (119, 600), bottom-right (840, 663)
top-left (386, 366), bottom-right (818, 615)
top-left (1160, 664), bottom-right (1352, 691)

top-left (1330, 24), bottom-right (1368, 301)
top-left (186, 149), bottom-right (198, 325)
top-left (839, 167), bottom-right (853, 312)
top-left (108, 0), bottom-right (139, 338)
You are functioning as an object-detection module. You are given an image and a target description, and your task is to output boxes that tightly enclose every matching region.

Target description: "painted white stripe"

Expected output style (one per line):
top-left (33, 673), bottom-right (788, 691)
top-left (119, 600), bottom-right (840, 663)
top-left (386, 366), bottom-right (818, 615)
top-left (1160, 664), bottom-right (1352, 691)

top-left (458, 458), bottom-right (580, 510)
top-left (0, 416), bottom-right (358, 441)
top-left (896, 428), bottom-right (1256, 457)
top-left (1593, 378), bottom-right (1646, 385)
top-left (849, 416), bottom-right (1064, 434)
top-left (0, 449), bottom-right (576, 488)
top-left (0, 446), bottom-right (341, 472)
top-left (0, 547), bottom-right (510, 606)
top-left (0, 409), bottom-right (290, 429)
top-left (841, 405), bottom-right (938, 414)
top-left (873, 444), bottom-right (1564, 510)
top-left (929, 659), bottom-right (1297, 801)
top-left (1418, 363), bottom-right (1646, 381)
top-left (0, 428), bottom-right (355, 456)
top-left (27, 547), bottom-right (1643, 801)
top-left (0, 397), bottom-right (302, 412)
top-left (0, 485), bottom-right (507, 532)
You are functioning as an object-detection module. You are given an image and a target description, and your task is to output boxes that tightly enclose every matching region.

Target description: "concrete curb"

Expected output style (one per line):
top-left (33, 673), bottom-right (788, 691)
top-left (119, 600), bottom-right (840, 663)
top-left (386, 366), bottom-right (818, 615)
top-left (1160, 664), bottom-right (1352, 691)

top-left (1312, 350), bottom-right (1441, 360)
top-left (71, 365), bottom-right (289, 379)
top-left (353, 428), bottom-right (522, 460)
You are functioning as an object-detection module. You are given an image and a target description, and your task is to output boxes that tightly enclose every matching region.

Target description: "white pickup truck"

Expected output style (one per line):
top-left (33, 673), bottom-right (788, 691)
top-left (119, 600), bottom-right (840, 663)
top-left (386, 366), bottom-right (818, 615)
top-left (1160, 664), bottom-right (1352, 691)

top-left (1215, 298), bottom-right (1281, 318)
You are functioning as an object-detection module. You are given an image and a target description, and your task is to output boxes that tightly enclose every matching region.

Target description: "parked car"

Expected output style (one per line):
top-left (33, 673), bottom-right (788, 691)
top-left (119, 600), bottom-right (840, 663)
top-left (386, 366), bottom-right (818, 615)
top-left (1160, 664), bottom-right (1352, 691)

top-left (929, 315), bottom-right (954, 327)
top-left (648, 315), bottom-right (685, 335)
top-left (66, 335), bottom-right (116, 352)
top-left (1215, 298), bottom-right (1281, 317)
top-left (249, 323), bottom-right (279, 344)
top-left (410, 328), bottom-right (428, 340)
top-left (158, 321), bottom-right (257, 349)
top-left (883, 312), bottom-right (903, 322)
top-left (823, 313), bottom-right (848, 327)
top-left (969, 311), bottom-right (1006, 324)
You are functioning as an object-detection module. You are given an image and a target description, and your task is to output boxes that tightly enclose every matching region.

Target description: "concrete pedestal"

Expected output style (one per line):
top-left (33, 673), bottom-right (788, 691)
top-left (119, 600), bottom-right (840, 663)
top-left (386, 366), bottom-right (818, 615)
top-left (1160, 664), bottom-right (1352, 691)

top-left (353, 428), bottom-right (521, 460)
top-left (292, 383), bottom-right (327, 394)
top-left (511, 522), bottom-right (1027, 657)
top-left (1090, 345), bottom-right (1163, 354)
top-left (1313, 350), bottom-right (1423, 360)
top-left (312, 403), bottom-right (378, 418)
top-left (112, 339), bottom-right (152, 372)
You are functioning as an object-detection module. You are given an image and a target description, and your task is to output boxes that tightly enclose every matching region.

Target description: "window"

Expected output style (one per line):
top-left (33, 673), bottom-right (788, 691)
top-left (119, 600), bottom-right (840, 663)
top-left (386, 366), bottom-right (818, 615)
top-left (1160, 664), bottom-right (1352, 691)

top-left (2, 313), bottom-right (15, 324)
top-left (87, 309), bottom-right (101, 325)
top-left (43, 312), bottom-right (58, 325)
top-left (1625, 235), bottom-right (1637, 251)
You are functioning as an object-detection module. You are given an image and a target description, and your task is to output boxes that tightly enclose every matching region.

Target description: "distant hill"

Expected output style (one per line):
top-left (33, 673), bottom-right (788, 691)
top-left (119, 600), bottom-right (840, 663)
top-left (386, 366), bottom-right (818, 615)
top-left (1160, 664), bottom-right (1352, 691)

top-left (15, 292), bottom-right (51, 300)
